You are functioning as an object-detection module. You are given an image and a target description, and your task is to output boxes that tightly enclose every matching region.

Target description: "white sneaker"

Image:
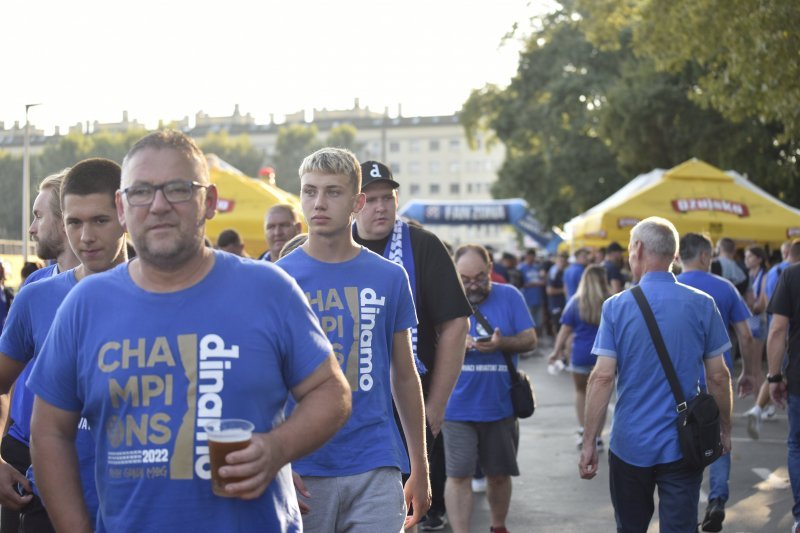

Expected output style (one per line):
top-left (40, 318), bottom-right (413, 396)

top-left (746, 407), bottom-right (761, 440)
top-left (576, 428), bottom-right (584, 450)
top-left (471, 477), bottom-right (487, 493)
top-left (596, 438), bottom-right (605, 453)
top-left (763, 405), bottom-right (777, 420)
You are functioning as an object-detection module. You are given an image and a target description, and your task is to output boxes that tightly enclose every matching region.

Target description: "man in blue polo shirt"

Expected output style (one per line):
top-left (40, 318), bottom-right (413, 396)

top-left (579, 217), bottom-right (733, 533)
top-left (677, 232), bottom-right (760, 532)
top-left (518, 249), bottom-right (545, 336)
top-left (564, 248), bottom-right (589, 299)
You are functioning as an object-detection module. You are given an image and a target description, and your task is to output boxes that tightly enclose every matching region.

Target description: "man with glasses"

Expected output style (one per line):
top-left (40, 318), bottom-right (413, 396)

top-left (445, 244), bottom-right (537, 533)
top-left (27, 130), bottom-right (351, 532)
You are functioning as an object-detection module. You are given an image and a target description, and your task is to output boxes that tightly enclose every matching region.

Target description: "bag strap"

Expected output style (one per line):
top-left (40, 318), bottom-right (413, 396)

top-left (630, 285), bottom-right (688, 413)
top-left (471, 306), bottom-right (520, 384)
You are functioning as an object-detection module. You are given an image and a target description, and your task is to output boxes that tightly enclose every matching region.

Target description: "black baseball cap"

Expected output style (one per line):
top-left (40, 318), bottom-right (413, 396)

top-left (360, 161), bottom-right (400, 191)
top-left (607, 241), bottom-right (624, 252)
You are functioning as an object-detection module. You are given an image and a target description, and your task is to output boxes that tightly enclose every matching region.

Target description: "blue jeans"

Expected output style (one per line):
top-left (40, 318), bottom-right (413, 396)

top-left (708, 453), bottom-right (730, 502)
top-left (788, 393), bottom-right (800, 520)
top-left (609, 451), bottom-right (703, 533)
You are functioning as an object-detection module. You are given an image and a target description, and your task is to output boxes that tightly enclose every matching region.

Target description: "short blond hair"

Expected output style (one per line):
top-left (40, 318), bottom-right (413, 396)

top-left (38, 168), bottom-right (71, 219)
top-left (298, 147), bottom-right (361, 192)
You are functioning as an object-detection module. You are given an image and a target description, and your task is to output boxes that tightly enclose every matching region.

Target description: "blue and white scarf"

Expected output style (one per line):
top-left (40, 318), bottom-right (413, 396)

top-left (380, 219), bottom-right (427, 375)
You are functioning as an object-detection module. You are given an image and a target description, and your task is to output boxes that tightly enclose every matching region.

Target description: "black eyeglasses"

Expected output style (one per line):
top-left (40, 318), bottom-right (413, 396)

top-left (122, 180), bottom-right (208, 206)
top-left (460, 273), bottom-right (489, 287)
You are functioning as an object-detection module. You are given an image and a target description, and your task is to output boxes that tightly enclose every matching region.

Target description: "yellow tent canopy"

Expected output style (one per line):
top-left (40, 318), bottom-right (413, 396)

top-left (205, 155), bottom-right (304, 256)
top-left (565, 159), bottom-right (800, 252)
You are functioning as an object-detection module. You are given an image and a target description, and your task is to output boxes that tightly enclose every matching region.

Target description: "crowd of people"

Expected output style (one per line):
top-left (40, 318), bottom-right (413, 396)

top-left (0, 128), bottom-right (799, 533)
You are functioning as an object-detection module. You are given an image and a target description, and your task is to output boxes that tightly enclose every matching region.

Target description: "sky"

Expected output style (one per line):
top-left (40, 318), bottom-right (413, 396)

top-left (2, 0), bottom-right (559, 135)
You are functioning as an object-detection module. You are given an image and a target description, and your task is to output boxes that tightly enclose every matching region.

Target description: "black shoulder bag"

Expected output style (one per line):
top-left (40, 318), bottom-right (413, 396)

top-left (631, 285), bottom-right (722, 470)
top-left (471, 306), bottom-right (535, 418)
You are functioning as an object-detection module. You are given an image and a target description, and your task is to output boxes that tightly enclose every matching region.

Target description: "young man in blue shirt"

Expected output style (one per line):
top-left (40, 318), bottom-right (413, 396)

top-left (677, 232), bottom-right (760, 532)
top-left (0, 158), bottom-right (128, 532)
top-left (280, 147), bottom-right (430, 532)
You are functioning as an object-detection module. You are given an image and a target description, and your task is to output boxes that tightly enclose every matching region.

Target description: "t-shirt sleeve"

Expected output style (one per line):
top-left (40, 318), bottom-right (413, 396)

top-left (415, 231), bottom-right (472, 324)
top-left (729, 286), bottom-right (752, 324)
top-left (0, 287), bottom-right (35, 363)
top-left (704, 299), bottom-right (732, 358)
top-left (278, 275), bottom-right (335, 389)
top-left (507, 286), bottom-right (535, 332)
top-left (769, 268), bottom-right (796, 318)
top-left (592, 298), bottom-right (617, 358)
top-left (26, 295), bottom-right (82, 412)
top-left (561, 296), bottom-right (578, 327)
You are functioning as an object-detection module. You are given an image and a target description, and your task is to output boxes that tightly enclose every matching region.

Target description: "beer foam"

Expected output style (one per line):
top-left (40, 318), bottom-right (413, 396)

top-left (207, 428), bottom-right (252, 443)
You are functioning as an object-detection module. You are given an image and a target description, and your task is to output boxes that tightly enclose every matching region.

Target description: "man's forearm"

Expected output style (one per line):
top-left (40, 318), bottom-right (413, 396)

top-left (582, 369), bottom-right (614, 445)
top-left (707, 366), bottom-right (733, 433)
top-left (497, 329), bottom-right (538, 354)
top-left (32, 433), bottom-right (90, 532)
top-left (392, 367), bottom-right (428, 473)
top-left (425, 317), bottom-right (469, 416)
top-left (278, 371), bottom-right (351, 465)
top-left (767, 319), bottom-right (789, 376)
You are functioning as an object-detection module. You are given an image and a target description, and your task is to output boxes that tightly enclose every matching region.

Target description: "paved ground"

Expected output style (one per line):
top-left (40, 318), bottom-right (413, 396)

top-left (429, 336), bottom-right (794, 533)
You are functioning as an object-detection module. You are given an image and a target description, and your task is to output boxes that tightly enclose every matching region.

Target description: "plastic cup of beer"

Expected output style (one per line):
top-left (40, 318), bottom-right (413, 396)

top-left (204, 418), bottom-right (255, 497)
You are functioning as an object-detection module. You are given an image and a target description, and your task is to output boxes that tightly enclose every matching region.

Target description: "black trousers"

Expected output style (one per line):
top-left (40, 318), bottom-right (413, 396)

top-left (0, 434), bottom-right (30, 533)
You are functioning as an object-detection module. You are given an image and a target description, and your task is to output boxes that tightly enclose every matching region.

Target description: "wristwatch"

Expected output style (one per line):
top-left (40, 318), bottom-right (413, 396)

top-left (767, 373), bottom-right (784, 383)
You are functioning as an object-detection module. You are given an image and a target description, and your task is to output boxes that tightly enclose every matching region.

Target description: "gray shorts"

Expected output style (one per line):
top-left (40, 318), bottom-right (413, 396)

top-left (299, 467), bottom-right (406, 533)
top-left (442, 417), bottom-right (520, 478)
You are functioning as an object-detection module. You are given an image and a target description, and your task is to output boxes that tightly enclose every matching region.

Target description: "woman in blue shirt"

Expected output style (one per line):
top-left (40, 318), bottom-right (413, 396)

top-left (548, 265), bottom-right (610, 449)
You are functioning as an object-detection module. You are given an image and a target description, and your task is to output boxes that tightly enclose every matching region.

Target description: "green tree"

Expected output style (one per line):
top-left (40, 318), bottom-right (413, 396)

top-left (325, 124), bottom-right (363, 153)
top-left (577, 0), bottom-right (800, 142)
top-left (197, 131), bottom-right (264, 176)
top-left (271, 124), bottom-right (322, 193)
top-left (0, 152), bottom-right (24, 239)
top-left (462, 10), bottom-right (627, 227)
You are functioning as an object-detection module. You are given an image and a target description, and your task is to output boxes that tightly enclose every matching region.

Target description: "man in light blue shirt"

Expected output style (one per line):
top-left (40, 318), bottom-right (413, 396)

top-left (579, 217), bottom-right (733, 533)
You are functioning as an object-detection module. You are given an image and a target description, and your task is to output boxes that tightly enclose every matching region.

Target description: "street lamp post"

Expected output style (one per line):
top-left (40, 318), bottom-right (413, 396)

top-left (22, 103), bottom-right (41, 262)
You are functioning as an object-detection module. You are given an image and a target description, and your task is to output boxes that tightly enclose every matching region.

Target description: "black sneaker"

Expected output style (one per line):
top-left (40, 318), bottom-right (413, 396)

top-left (421, 512), bottom-right (448, 531)
top-left (701, 498), bottom-right (725, 532)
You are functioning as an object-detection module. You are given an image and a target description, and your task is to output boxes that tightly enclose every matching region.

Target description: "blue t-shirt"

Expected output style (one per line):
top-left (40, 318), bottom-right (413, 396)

top-left (22, 264), bottom-right (58, 287)
top-left (0, 270), bottom-right (99, 517)
top-left (445, 283), bottom-right (535, 422)
top-left (766, 260), bottom-right (791, 300)
top-left (279, 248), bottom-right (417, 477)
top-left (591, 271), bottom-right (731, 467)
top-left (518, 262), bottom-right (544, 307)
top-left (677, 270), bottom-right (751, 371)
top-left (564, 263), bottom-right (585, 299)
top-left (560, 296), bottom-right (600, 368)
top-left (27, 252), bottom-right (332, 533)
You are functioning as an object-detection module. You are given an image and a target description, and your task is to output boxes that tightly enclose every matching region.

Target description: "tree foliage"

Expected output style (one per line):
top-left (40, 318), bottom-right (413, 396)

top-left (271, 124), bottom-right (323, 193)
top-left (325, 124), bottom-right (363, 153)
top-left (462, 2), bottom-right (800, 229)
top-left (577, 0), bottom-right (800, 143)
top-left (197, 131), bottom-right (264, 177)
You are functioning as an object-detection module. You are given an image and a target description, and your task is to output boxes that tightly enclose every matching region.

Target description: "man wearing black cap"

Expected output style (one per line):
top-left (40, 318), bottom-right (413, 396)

top-left (354, 161), bottom-right (471, 530)
top-left (603, 242), bottom-right (626, 293)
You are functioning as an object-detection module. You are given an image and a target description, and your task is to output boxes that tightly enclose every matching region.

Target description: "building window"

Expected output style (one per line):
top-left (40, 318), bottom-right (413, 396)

top-left (450, 183), bottom-right (460, 194)
top-left (429, 161), bottom-right (441, 174)
top-left (409, 161), bottom-right (421, 175)
top-left (429, 139), bottom-right (440, 151)
top-left (467, 183), bottom-right (473, 194)
top-left (449, 161), bottom-right (460, 173)
top-left (409, 183), bottom-right (420, 195)
top-left (409, 140), bottom-right (421, 152)
top-left (390, 162), bottom-right (400, 174)
top-left (389, 141), bottom-right (400, 152)
top-left (430, 183), bottom-right (440, 194)
top-left (449, 138), bottom-right (461, 150)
